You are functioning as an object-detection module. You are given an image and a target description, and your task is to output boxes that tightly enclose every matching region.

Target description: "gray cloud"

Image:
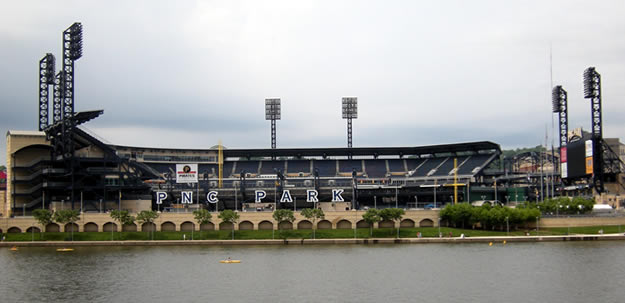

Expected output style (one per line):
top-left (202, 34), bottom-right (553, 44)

top-left (2, 0), bottom-right (625, 165)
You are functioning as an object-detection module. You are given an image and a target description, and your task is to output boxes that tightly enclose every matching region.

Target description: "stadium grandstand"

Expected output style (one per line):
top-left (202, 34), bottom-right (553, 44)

top-left (3, 122), bottom-right (501, 216)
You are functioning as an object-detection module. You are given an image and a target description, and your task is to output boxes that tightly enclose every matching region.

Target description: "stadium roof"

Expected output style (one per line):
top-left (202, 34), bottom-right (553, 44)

top-left (221, 141), bottom-right (500, 158)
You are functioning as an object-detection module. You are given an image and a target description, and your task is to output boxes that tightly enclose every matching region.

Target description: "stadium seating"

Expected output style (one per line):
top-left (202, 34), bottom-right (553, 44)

top-left (233, 161), bottom-right (259, 175)
top-left (457, 154), bottom-right (493, 175)
top-left (313, 160), bottom-right (337, 177)
top-left (339, 159), bottom-right (362, 173)
top-left (364, 160), bottom-right (387, 178)
top-left (287, 160), bottom-right (311, 174)
top-left (260, 160), bottom-right (286, 175)
top-left (431, 156), bottom-right (469, 176)
top-left (389, 159), bottom-right (406, 172)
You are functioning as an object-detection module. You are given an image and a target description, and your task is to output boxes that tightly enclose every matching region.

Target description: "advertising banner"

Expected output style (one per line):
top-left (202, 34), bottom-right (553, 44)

top-left (176, 164), bottom-right (198, 183)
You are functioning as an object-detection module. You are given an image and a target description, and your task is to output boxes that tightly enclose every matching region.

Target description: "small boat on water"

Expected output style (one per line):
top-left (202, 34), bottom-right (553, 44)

top-left (220, 260), bottom-right (241, 263)
top-left (10, 246), bottom-right (18, 251)
top-left (56, 248), bottom-right (74, 252)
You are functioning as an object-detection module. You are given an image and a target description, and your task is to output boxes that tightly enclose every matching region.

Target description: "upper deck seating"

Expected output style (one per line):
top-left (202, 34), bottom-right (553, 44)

top-left (364, 160), bottom-right (387, 178)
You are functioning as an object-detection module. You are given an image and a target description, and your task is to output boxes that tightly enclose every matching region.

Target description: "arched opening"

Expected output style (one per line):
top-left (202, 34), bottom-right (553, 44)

top-left (46, 223), bottom-right (60, 232)
top-left (317, 220), bottom-right (332, 229)
top-left (26, 226), bottom-right (41, 233)
top-left (258, 220), bottom-right (273, 230)
top-left (122, 223), bottom-right (137, 232)
top-left (103, 222), bottom-right (117, 232)
top-left (337, 220), bottom-right (352, 229)
top-left (400, 219), bottom-right (415, 228)
top-left (161, 221), bottom-right (176, 231)
top-left (356, 220), bottom-right (370, 228)
top-left (219, 222), bottom-right (233, 230)
top-left (180, 221), bottom-right (195, 231)
top-left (278, 221), bottom-right (293, 230)
top-left (239, 221), bottom-right (254, 230)
top-left (84, 222), bottom-right (99, 232)
top-left (200, 222), bottom-right (215, 231)
top-left (379, 220), bottom-right (395, 228)
top-left (8, 227), bottom-right (22, 233)
top-left (419, 219), bottom-right (434, 227)
top-left (142, 222), bottom-right (156, 232)
top-left (64, 223), bottom-right (79, 233)
top-left (297, 220), bottom-right (312, 229)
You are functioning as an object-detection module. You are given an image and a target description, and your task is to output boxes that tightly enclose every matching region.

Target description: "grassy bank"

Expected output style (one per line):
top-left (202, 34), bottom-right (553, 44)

top-left (3, 225), bottom-right (623, 242)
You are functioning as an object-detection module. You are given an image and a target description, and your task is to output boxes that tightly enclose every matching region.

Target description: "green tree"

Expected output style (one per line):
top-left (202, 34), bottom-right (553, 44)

top-left (193, 209), bottom-right (212, 239)
top-left (218, 210), bottom-right (240, 240)
top-left (379, 208), bottom-right (405, 238)
top-left (32, 209), bottom-right (53, 240)
top-left (273, 209), bottom-right (296, 239)
top-left (53, 209), bottom-right (80, 241)
top-left (362, 208), bottom-right (381, 236)
top-left (136, 210), bottom-right (159, 240)
top-left (301, 208), bottom-right (324, 239)
top-left (110, 210), bottom-right (135, 240)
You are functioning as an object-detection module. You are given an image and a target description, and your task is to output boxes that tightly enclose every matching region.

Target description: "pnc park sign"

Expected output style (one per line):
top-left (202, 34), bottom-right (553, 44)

top-left (155, 189), bottom-right (345, 205)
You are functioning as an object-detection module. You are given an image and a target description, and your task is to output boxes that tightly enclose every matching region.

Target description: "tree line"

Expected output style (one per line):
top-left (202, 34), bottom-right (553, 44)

top-left (439, 203), bottom-right (540, 230)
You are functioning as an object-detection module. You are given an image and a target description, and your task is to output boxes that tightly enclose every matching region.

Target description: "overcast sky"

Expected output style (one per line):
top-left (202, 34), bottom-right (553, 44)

top-left (1, 0), bottom-right (624, 166)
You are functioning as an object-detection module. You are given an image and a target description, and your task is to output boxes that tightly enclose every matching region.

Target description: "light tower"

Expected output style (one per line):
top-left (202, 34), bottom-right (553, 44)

top-left (265, 98), bottom-right (281, 150)
top-left (342, 97), bottom-right (358, 152)
top-left (552, 85), bottom-right (568, 178)
top-left (583, 67), bottom-right (604, 192)
top-left (38, 53), bottom-right (55, 131)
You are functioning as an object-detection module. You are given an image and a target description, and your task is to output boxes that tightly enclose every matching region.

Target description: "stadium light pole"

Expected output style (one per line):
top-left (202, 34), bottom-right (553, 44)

top-left (38, 53), bottom-right (55, 131)
top-left (265, 98), bottom-right (281, 151)
top-left (552, 85), bottom-right (568, 186)
top-left (583, 67), bottom-right (604, 193)
top-left (342, 97), bottom-right (358, 154)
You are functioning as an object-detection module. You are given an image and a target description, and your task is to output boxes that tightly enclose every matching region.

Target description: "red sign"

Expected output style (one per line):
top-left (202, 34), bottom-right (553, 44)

top-left (560, 147), bottom-right (567, 163)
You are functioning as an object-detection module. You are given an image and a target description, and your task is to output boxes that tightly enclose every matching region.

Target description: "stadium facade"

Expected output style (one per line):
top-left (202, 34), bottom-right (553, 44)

top-left (3, 124), bottom-right (502, 217)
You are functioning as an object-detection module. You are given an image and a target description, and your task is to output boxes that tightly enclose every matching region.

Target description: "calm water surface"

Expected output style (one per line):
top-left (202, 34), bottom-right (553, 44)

top-left (1, 242), bottom-right (624, 303)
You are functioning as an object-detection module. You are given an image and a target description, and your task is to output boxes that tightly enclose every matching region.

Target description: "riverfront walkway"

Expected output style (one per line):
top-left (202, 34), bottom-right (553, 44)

top-left (2, 233), bottom-right (625, 247)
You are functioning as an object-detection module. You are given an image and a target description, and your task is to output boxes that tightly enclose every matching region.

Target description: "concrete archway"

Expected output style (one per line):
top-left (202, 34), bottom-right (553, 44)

top-left (161, 221), bottom-right (176, 231)
top-left (46, 223), bottom-right (60, 232)
top-left (142, 222), bottom-right (156, 232)
top-left (356, 220), bottom-right (370, 228)
top-left (400, 219), bottom-right (415, 228)
top-left (258, 220), bottom-right (273, 230)
top-left (219, 222), bottom-right (233, 230)
top-left (103, 222), bottom-right (117, 232)
top-left (239, 221), bottom-right (254, 230)
top-left (379, 220), bottom-right (395, 228)
top-left (64, 223), bottom-right (79, 233)
top-left (180, 221), bottom-right (195, 231)
top-left (26, 226), bottom-right (41, 233)
top-left (297, 220), bottom-right (312, 229)
top-left (122, 223), bottom-right (137, 232)
top-left (84, 222), bottom-right (99, 232)
top-left (8, 227), bottom-right (22, 233)
top-left (317, 220), bottom-right (332, 229)
top-left (337, 219), bottom-right (352, 229)
top-left (200, 222), bottom-right (215, 231)
top-left (419, 219), bottom-right (434, 227)
top-left (278, 221), bottom-right (293, 230)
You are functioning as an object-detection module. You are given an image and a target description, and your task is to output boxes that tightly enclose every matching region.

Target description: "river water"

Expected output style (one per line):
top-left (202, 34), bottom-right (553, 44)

top-left (1, 241), bottom-right (624, 303)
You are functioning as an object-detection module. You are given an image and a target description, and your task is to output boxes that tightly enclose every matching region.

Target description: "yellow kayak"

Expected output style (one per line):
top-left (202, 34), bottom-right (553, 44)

top-left (10, 246), bottom-right (18, 251)
top-left (220, 260), bottom-right (241, 263)
top-left (56, 248), bottom-right (74, 252)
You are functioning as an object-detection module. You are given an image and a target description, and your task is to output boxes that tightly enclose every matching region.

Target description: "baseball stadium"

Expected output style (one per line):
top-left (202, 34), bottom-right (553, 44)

top-left (1, 22), bottom-right (624, 235)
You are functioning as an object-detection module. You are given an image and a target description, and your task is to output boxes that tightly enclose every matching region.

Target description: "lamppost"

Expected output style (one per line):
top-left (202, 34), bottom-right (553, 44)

top-left (506, 216), bottom-right (509, 236)
top-left (536, 216), bottom-right (539, 235)
top-left (438, 217), bottom-right (441, 237)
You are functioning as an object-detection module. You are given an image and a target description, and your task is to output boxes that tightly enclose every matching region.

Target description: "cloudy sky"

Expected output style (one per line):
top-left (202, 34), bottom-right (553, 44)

top-left (1, 0), bottom-right (624, 165)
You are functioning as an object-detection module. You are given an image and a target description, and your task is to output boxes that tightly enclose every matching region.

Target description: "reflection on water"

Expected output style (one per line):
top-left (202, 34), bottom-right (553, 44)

top-left (1, 242), bottom-right (625, 303)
